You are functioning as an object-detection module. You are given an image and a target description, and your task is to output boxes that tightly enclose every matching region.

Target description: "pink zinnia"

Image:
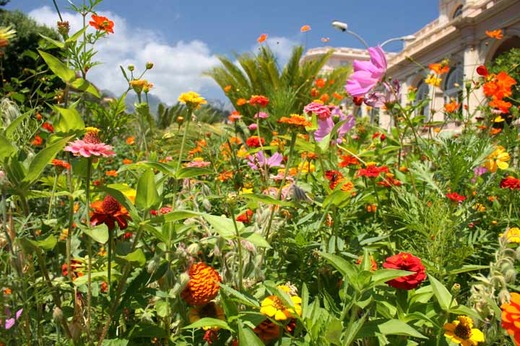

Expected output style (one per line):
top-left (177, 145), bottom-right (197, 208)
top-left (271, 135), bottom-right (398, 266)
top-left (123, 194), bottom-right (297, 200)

top-left (304, 101), bottom-right (331, 120)
top-left (345, 45), bottom-right (387, 97)
top-left (64, 130), bottom-right (115, 158)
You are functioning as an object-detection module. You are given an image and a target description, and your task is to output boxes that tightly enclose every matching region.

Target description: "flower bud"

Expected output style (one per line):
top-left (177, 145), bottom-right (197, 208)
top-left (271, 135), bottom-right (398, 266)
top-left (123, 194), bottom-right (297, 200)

top-left (145, 62), bottom-right (154, 69)
top-left (128, 64), bottom-right (135, 72)
top-left (451, 283), bottom-right (461, 296)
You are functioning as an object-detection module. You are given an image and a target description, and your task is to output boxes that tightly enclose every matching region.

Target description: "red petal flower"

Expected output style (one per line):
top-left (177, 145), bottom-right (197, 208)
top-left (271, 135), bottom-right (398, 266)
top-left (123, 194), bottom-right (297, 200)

top-left (383, 252), bottom-right (426, 290)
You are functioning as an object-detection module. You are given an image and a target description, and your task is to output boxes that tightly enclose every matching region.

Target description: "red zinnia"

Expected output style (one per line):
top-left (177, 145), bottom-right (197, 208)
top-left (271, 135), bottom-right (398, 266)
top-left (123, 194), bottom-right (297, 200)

top-left (339, 155), bottom-right (360, 168)
top-left (383, 252), bottom-right (426, 290)
top-left (500, 176), bottom-right (520, 190)
top-left (42, 122), bottom-right (54, 133)
top-left (249, 95), bottom-right (269, 108)
top-left (325, 170), bottom-right (344, 190)
top-left (90, 195), bottom-right (131, 231)
top-left (356, 164), bottom-right (389, 178)
top-left (236, 209), bottom-right (254, 224)
top-left (446, 192), bottom-right (466, 203)
top-left (246, 136), bottom-right (265, 148)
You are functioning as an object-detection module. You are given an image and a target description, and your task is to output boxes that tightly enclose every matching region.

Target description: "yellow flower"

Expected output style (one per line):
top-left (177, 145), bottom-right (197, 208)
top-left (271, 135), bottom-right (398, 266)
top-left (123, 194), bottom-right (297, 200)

top-left (260, 285), bottom-right (302, 321)
top-left (178, 91), bottom-right (207, 109)
top-left (444, 315), bottom-right (485, 346)
top-left (425, 74), bottom-right (441, 87)
top-left (502, 227), bottom-right (520, 244)
top-left (298, 161), bottom-right (315, 173)
top-left (484, 146), bottom-right (510, 172)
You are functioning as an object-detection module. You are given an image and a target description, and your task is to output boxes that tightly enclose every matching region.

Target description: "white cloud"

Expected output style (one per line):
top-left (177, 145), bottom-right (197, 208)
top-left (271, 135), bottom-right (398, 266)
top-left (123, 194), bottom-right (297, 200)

top-left (28, 6), bottom-right (221, 105)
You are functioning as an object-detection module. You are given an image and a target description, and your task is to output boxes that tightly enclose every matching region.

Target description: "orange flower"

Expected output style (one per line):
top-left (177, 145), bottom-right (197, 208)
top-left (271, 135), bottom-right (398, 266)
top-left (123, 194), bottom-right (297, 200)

top-left (89, 14), bottom-right (114, 34)
top-left (217, 170), bottom-right (233, 182)
top-left (126, 136), bottom-right (135, 145)
top-left (181, 262), bottom-right (221, 306)
top-left (236, 98), bottom-right (247, 106)
top-left (300, 25), bottom-right (311, 32)
top-left (52, 159), bottom-right (71, 170)
top-left (223, 85), bottom-right (232, 93)
top-left (254, 319), bottom-right (281, 344)
top-left (486, 29), bottom-right (503, 39)
top-left (32, 134), bottom-right (43, 146)
top-left (90, 195), bottom-right (131, 231)
top-left (429, 62), bottom-right (450, 75)
top-left (444, 101), bottom-right (460, 113)
top-left (315, 78), bottom-right (326, 88)
top-left (501, 292), bottom-right (520, 345)
top-left (320, 93), bottom-right (330, 103)
top-left (489, 98), bottom-right (512, 113)
top-left (228, 110), bottom-right (241, 122)
top-left (249, 95), bottom-right (269, 108)
top-left (122, 158), bottom-right (133, 165)
top-left (42, 122), bottom-right (54, 133)
top-left (105, 170), bottom-right (118, 177)
top-left (257, 33), bottom-right (268, 43)
top-left (332, 92), bottom-right (344, 100)
top-left (278, 114), bottom-right (311, 128)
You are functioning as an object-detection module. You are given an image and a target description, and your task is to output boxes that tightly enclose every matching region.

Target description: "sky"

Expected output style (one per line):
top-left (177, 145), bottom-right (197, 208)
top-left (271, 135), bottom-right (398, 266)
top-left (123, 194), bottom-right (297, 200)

top-left (5, 0), bottom-right (439, 106)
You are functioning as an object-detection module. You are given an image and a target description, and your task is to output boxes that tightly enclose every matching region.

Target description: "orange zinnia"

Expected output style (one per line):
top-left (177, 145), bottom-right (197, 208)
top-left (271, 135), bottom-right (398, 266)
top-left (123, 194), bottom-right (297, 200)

top-left (236, 98), bottom-right (247, 106)
top-left (278, 114), bottom-right (311, 128)
top-left (444, 101), bottom-right (460, 113)
top-left (486, 29), bottom-right (503, 39)
top-left (257, 33), bottom-right (268, 43)
top-left (181, 262), bottom-right (221, 306)
top-left (300, 25), bottom-right (311, 33)
top-left (126, 136), bottom-right (135, 145)
top-left (501, 292), bottom-right (520, 345)
top-left (90, 195), bottom-right (131, 231)
top-left (89, 14), bottom-right (114, 34)
top-left (105, 170), bottom-right (118, 177)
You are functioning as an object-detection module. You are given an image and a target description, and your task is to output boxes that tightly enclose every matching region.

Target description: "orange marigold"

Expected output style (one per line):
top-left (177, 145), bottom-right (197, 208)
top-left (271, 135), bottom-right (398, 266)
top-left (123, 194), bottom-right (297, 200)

top-left (181, 262), bottom-right (222, 306)
top-left (501, 292), bottom-right (520, 345)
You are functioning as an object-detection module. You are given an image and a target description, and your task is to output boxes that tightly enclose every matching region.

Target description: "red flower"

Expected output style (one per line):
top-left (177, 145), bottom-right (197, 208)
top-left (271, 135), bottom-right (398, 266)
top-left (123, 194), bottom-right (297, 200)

top-left (90, 195), bottom-right (131, 231)
top-left (42, 122), bottom-right (54, 133)
top-left (500, 176), bottom-right (520, 190)
top-left (52, 159), bottom-right (71, 170)
top-left (236, 209), bottom-right (254, 224)
top-left (383, 252), bottom-right (426, 290)
top-left (446, 192), bottom-right (466, 203)
top-left (339, 155), bottom-right (360, 167)
top-left (32, 134), bottom-right (43, 146)
top-left (249, 95), bottom-right (269, 108)
top-left (476, 65), bottom-right (488, 77)
top-left (325, 170), bottom-right (344, 190)
top-left (89, 14), bottom-right (114, 34)
top-left (356, 164), bottom-right (389, 178)
top-left (246, 136), bottom-right (265, 148)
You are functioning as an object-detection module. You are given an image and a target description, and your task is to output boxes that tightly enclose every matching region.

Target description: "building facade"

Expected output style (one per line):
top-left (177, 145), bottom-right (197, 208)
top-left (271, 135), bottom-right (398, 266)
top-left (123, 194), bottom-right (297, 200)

top-left (303, 0), bottom-right (520, 130)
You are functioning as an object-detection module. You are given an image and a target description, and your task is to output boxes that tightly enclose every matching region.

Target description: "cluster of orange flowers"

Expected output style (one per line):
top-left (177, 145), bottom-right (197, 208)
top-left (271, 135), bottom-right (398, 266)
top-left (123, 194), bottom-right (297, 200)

top-left (482, 71), bottom-right (517, 114)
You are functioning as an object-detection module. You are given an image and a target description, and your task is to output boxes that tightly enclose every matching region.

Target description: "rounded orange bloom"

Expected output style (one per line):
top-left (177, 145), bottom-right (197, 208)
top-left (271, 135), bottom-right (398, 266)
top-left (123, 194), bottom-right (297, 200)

top-left (444, 101), bottom-right (460, 113)
top-left (89, 14), bottom-right (114, 34)
top-left (122, 158), bottom-right (133, 165)
top-left (278, 114), bottom-right (311, 128)
top-left (126, 136), bottom-right (135, 145)
top-left (249, 95), bottom-right (269, 108)
top-left (257, 33), bottom-right (268, 43)
top-left (105, 170), bottom-right (118, 177)
top-left (501, 292), bottom-right (520, 345)
top-left (223, 85), bottom-right (232, 93)
top-left (236, 98), bottom-right (247, 106)
top-left (315, 78), bottom-right (326, 88)
top-left (181, 262), bottom-right (222, 306)
top-left (429, 62), bottom-right (450, 75)
top-left (300, 24), bottom-right (311, 33)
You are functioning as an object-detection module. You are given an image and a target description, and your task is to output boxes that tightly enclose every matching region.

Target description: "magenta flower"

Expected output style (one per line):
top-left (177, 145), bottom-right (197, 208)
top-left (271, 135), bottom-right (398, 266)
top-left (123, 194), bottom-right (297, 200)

top-left (247, 151), bottom-right (283, 170)
top-left (4, 308), bottom-right (22, 330)
top-left (304, 101), bottom-right (331, 120)
top-left (64, 129), bottom-right (115, 158)
top-left (314, 107), bottom-right (355, 144)
top-left (345, 46), bottom-right (387, 97)
top-left (254, 112), bottom-right (269, 119)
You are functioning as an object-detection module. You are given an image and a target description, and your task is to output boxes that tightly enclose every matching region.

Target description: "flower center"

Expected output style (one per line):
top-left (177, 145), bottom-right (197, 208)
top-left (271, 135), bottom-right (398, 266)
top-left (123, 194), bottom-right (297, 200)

top-left (271, 296), bottom-right (284, 310)
top-left (83, 131), bottom-right (101, 144)
top-left (200, 302), bottom-right (218, 318)
top-left (454, 322), bottom-right (471, 340)
top-left (101, 195), bottom-right (120, 215)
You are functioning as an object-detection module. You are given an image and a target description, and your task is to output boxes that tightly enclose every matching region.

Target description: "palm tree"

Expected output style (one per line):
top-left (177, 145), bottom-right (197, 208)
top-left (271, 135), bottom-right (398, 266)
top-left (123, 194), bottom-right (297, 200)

top-left (206, 45), bottom-right (350, 128)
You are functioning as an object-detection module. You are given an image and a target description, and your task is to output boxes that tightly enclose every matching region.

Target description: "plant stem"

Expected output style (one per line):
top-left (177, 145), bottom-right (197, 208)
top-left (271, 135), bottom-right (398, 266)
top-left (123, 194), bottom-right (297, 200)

top-left (229, 206), bottom-right (244, 291)
top-left (85, 158), bottom-right (93, 344)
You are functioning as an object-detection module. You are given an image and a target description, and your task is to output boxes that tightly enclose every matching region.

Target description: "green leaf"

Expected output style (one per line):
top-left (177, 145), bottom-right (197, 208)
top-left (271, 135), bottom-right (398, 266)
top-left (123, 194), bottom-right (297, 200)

top-left (82, 224), bottom-right (109, 244)
top-left (152, 210), bottom-right (200, 224)
top-left (175, 167), bottom-right (213, 179)
top-left (101, 339), bottom-right (129, 346)
top-left (184, 318), bottom-right (233, 331)
top-left (5, 111), bottom-right (31, 139)
top-left (155, 300), bottom-right (169, 318)
top-left (238, 322), bottom-right (264, 346)
top-left (38, 50), bottom-right (75, 83)
top-left (371, 269), bottom-right (415, 287)
top-left (33, 235), bottom-right (58, 251)
top-left (242, 232), bottom-right (271, 248)
top-left (0, 134), bottom-right (16, 161)
top-left (23, 136), bottom-right (72, 186)
top-left (319, 252), bottom-right (357, 283)
top-left (53, 106), bottom-right (85, 134)
top-left (135, 169), bottom-right (160, 210)
top-left (129, 323), bottom-right (167, 338)
top-left (357, 319), bottom-right (427, 339)
top-left (38, 34), bottom-right (65, 49)
top-left (429, 275), bottom-right (454, 311)
top-left (71, 77), bottom-right (100, 98)
top-left (240, 193), bottom-right (293, 207)
top-left (117, 249), bottom-right (146, 266)
top-left (323, 190), bottom-right (352, 208)
top-left (219, 283), bottom-right (259, 308)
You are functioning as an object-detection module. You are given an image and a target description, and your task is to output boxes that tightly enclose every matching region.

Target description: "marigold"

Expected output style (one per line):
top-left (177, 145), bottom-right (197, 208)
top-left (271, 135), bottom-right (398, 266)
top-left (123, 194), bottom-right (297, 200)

top-left (260, 285), bottom-right (302, 321)
top-left (122, 158), bottom-right (133, 165)
top-left (223, 85), bottom-right (232, 93)
top-left (314, 78), bottom-right (326, 88)
top-left (444, 101), bottom-right (460, 113)
top-left (300, 24), bottom-right (311, 32)
top-left (383, 252), bottom-right (426, 290)
top-left (105, 170), bottom-right (118, 177)
top-left (181, 262), bottom-right (221, 306)
top-left (502, 227), bottom-right (520, 243)
top-left (126, 136), bottom-right (135, 145)
top-left (484, 146), bottom-right (510, 172)
top-left (501, 292), bottom-right (520, 345)
top-left (429, 62), bottom-right (450, 75)
top-left (257, 33), bottom-right (268, 43)
top-left (178, 91), bottom-right (207, 109)
top-left (278, 114), bottom-right (311, 128)
top-left (90, 195), bottom-right (131, 231)
top-left (89, 14), bottom-right (114, 34)
top-left (485, 29), bottom-right (503, 39)
top-left (444, 315), bottom-right (485, 346)
top-left (32, 134), bottom-right (43, 146)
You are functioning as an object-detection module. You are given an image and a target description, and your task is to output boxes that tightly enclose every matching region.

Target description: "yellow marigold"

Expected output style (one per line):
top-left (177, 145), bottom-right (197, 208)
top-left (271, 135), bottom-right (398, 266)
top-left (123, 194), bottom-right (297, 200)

top-left (178, 91), bottom-right (207, 109)
top-left (484, 146), bottom-right (510, 172)
top-left (443, 315), bottom-right (485, 346)
top-left (425, 74), bottom-right (441, 87)
top-left (260, 285), bottom-right (302, 321)
top-left (181, 262), bottom-right (221, 306)
top-left (298, 161), bottom-right (315, 173)
top-left (278, 114), bottom-right (311, 128)
top-left (502, 227), bottom-right (520, 244)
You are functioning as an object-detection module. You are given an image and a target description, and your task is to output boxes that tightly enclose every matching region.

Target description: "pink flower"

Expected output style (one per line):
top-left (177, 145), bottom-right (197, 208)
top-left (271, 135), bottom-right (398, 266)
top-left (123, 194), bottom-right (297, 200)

top-left (345, 46), bottom-right (387, 97)
top-left (186, 158), bottom-right (211, 168)
top-left (314, 107), bottom-right (355, 144)
top-left (64, 129), bottom-right (115, 158)
top-left (304, 101), bottom-right (331, 120)
top-left (247, 151), bottom-right (283, 170)
top-left (248, 123), bottom-right (258, 131)
top-left (254, 112), bottom-right (269, 119)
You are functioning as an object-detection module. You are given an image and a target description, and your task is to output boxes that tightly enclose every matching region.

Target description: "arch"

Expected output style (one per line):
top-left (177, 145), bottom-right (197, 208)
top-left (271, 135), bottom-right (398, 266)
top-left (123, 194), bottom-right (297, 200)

top-left (415, 80), bottom-right (431, 120)
top-left (452, 4), bottom-right (463, 19)
top-left (485, 28), bottom-right (520, 63)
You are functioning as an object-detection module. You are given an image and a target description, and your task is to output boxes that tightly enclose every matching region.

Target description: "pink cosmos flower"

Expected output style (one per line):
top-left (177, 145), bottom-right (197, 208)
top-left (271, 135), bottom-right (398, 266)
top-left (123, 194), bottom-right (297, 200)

top-left (314, 107), bottom-right (355, 144)
top-left (4, 308), bottom-right (23, 330)
top-left (304, 101), bottom-right (331, 120)
top-left (345, 45), bottom-right (387, 97)
top-left (247, 151), bottom-right (284, 170)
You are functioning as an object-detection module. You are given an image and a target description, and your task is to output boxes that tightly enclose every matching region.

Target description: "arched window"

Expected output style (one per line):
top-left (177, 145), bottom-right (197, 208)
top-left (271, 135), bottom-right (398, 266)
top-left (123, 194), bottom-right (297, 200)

top-left (444, 65), bottom-right (463, 103)
top-left (452, 5), bottom-right (463, 19)
top-left (415, 80), bottom-right (430, 120)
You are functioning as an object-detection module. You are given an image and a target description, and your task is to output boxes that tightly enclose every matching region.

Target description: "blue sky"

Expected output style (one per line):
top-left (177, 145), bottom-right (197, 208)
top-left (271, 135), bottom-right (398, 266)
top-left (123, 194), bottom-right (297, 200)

top-left (6, 0), bottom-right (439, 105)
